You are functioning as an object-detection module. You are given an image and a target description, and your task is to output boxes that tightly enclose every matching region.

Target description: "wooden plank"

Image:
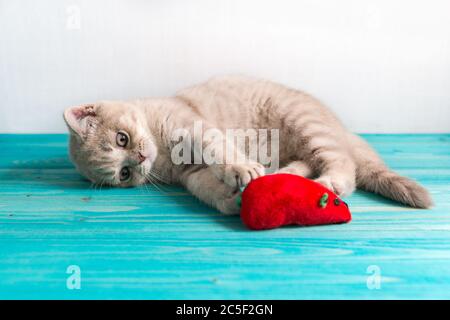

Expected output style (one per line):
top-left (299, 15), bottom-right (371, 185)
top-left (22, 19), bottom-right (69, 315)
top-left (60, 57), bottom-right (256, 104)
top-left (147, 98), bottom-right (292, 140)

top-left (0, 134), bottom-right (449, 299)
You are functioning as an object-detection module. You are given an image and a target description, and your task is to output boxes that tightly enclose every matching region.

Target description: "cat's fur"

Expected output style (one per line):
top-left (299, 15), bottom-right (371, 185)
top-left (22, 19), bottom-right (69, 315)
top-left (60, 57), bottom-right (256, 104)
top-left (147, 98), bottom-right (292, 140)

top-left (64, 75), bottom-right (433, 214)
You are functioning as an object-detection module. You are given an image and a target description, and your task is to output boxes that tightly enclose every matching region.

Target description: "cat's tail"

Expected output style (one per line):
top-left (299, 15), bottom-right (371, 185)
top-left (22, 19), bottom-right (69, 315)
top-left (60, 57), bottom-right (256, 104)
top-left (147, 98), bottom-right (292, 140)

top-left (348, 134), bottom-right (433, 208)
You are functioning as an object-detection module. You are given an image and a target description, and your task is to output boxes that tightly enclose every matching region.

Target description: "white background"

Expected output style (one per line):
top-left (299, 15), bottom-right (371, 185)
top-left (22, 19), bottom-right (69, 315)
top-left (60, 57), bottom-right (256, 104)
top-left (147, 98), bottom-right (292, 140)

top-left (1, 0), bottom-right (449, 133)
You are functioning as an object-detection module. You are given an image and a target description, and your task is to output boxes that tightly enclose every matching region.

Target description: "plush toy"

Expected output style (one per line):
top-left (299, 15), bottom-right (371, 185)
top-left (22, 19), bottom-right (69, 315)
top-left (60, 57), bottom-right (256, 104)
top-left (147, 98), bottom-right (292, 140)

top-left (237, 174), bottom-right (351, 230)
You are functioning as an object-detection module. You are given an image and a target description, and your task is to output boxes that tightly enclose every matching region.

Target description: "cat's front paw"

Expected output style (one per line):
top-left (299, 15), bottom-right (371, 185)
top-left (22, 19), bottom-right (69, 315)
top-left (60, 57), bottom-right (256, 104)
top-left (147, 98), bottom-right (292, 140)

top-left (211, 162), bottom-right (265, 190)
top-left (315, 175), bottom-right (355, 197)
top-left (216, 192), bottom-right (241, 215)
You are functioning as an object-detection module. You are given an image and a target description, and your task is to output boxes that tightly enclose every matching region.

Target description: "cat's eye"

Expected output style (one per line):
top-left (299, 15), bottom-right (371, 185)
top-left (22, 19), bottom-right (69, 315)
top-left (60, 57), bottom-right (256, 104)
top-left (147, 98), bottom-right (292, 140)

top-left (116, 131), bottom-right (129, 147)
top-left (119, 166), bottom-right (131, 181)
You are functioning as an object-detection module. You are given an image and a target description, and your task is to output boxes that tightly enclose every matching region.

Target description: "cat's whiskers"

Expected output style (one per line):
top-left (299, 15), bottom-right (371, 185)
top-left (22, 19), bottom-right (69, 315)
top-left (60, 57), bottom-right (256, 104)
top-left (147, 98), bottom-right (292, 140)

top-left (144, 174), bottom-right (167, 194)
top-left (97, 177), bottom-right (107, 192)
top-left (143, 170), bottom-right (172, 194)
top-left (149, 168), bottom-right (170, 184)
top-left (91, 177), bottom-right (103, 192)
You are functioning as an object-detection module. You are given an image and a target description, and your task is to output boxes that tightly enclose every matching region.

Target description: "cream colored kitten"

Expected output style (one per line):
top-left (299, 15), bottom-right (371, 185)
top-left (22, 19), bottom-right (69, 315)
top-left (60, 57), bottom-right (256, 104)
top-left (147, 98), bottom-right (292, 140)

top-left (63, 75), bottom-right (432, 214)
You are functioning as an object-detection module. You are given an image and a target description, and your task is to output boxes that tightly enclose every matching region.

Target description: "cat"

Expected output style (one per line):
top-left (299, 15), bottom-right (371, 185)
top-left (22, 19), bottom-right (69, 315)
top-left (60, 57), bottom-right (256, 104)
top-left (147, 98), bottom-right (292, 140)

top-left (63, 75), bottom-right (432, 214)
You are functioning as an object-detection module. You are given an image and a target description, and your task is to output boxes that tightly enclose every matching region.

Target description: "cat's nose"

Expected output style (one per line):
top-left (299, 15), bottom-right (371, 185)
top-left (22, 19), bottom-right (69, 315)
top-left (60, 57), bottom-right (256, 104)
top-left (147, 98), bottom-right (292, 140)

top-left (137, 152), bottom-right (146, 164)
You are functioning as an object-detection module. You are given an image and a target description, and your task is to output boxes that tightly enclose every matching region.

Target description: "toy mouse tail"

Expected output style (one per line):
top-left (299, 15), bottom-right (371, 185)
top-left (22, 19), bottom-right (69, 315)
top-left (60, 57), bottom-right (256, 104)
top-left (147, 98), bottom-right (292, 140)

top-left (349, 134), bottom-right (433, 209)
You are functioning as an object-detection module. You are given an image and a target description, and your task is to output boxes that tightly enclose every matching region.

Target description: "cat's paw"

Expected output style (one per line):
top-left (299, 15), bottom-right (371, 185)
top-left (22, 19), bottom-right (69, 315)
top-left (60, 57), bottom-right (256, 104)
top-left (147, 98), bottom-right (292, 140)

top-left (315, 175), bottom-right (355, 197)
top-left (211, 162), bottom-right (265, 190)
top-left (216, 192), bottom-right (241, 215)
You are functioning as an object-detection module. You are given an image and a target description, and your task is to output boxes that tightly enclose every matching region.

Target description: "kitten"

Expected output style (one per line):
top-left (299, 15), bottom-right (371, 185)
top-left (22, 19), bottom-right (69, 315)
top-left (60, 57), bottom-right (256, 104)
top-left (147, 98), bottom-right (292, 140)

top-left (63, 75), bottom-right (432, 214)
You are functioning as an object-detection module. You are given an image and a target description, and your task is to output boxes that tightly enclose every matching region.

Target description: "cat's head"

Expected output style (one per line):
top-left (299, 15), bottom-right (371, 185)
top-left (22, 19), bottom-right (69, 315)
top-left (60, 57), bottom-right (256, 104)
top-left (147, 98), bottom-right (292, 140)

top-left (63, 101), bottom-right (157, 187)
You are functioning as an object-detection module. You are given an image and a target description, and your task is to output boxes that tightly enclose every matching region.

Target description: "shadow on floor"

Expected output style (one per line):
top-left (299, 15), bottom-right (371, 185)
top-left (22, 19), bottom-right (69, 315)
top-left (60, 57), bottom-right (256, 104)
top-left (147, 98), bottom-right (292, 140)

top-left (2, 155), bottom-right (247, 230)
top-left (3, 155), bottom-right (408, 230)
top-left (2, 155), bottom-right (93, 190)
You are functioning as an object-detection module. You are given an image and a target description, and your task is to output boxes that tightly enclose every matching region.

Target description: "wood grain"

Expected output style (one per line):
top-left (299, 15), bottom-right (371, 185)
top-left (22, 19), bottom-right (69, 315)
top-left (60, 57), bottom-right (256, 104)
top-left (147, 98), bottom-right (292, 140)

top-left (0, 134), bottom-right (449, 299)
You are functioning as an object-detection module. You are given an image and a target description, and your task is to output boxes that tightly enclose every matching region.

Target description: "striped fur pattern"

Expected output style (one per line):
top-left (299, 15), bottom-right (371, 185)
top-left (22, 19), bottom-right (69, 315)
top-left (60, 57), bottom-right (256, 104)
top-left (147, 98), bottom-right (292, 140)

top-left (64, 75), bottom-right (433, 214)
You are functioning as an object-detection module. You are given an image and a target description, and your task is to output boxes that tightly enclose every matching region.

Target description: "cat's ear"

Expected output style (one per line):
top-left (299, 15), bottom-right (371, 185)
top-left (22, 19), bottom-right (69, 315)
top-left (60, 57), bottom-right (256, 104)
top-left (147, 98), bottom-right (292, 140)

top-left (63, 104), bottom-right (97, 140)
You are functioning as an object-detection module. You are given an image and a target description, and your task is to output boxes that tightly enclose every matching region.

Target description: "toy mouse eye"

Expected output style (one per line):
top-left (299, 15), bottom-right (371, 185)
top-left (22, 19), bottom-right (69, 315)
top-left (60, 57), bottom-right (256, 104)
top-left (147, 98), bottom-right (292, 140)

top-left (116, 131), bottom-right (129, 147)
top-left (334, 198), bottom-right (341, 206)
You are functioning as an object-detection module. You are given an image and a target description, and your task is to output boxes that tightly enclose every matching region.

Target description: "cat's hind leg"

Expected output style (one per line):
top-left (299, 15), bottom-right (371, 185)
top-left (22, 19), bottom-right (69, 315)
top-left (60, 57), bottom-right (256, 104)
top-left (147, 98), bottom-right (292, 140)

top-left (309, 145), bottom-right (356, 197)
top-left (283, 109), bottom-right (357, 197)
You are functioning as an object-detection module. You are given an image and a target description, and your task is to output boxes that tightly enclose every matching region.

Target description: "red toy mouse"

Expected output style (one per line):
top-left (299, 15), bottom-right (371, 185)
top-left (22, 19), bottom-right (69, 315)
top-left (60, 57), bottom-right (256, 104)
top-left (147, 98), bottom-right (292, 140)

top-left (238, 174), bottom-right (351, 230)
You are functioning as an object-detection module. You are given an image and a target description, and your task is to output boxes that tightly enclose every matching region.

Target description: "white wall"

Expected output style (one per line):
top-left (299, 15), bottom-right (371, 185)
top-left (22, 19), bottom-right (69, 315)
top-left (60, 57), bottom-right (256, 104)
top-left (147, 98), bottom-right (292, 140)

top-left (1, 0), bottom-right (449, 133)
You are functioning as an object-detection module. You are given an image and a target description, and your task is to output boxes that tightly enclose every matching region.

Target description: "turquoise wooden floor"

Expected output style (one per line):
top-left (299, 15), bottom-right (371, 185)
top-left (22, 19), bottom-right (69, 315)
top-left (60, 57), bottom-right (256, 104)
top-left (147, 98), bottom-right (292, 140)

top-left (0, 134), bottom-right (449, 299)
